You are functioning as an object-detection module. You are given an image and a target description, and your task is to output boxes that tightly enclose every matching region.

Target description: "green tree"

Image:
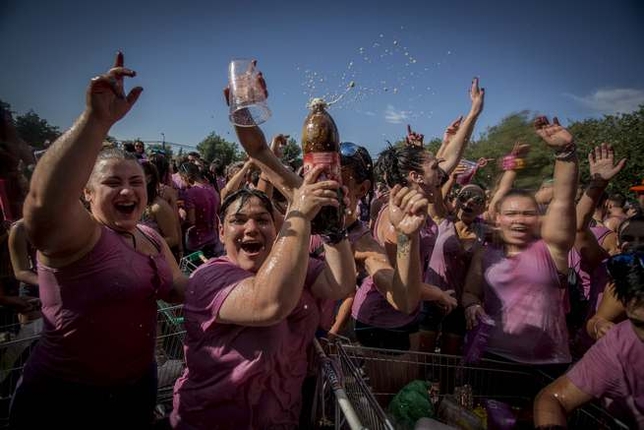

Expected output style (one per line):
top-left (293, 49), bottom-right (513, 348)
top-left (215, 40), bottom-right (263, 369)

top-left (197, 132), bottom-right (241, 167)
top-left (464, 111), bottom-right (552, 190)
top-left (15, 110), bottom-right (61, 148)
top-left (281, 137), bottom-right (302, 169)
top-left (570, 106), bottom-right (644, 195)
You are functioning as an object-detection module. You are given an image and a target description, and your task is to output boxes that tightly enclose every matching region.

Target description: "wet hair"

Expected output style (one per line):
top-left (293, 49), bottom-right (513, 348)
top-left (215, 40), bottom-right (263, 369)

top-left (220, 188), bottom-right (275, 221)
top-left (87, 147), bottom-right (141, 188)
top-left (495, 189), bottom-right (539, 213)
top-left (374, 144), bottom-right (429, 188)
top-left (179, 162), bottom-right (202, 184)
top-left (141, 161), bottom-right (160, 204)
top-left (608, 251), bottom-right (644, 307)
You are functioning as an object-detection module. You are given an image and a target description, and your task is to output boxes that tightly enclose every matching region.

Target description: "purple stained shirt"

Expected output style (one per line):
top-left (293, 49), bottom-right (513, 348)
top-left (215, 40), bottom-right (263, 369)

top-left (481, 239), bottom-right (571, 364)
top-left (351, 204), bottom-right (436, 329)
top-left (567, 320), bottom-right (644, 428)
top-left (183, 184), bottom-right (220, 251)
top-left (27, 225), bottom-right (173, 386)
top-left (426, 218), bottom-right (482, 298)
top-left (171, 256), bottom-right (325, 429)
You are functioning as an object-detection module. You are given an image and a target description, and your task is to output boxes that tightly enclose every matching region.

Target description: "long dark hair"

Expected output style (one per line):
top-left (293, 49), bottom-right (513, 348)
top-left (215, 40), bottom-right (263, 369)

top-left (141, 161), bottom-right (159, 205)
top-left (374, 144), bottom-right (427, 188)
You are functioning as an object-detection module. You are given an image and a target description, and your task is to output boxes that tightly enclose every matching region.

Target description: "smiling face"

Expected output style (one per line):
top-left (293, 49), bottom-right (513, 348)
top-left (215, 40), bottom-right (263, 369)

top-left (456, 185), bottom-right (485, 224)
top-left (84, 158), bottom-right (147, 232)
top-left (496, 195), bottom-right (540, 247)
top-left (220, 195), bottom-right (276, 272)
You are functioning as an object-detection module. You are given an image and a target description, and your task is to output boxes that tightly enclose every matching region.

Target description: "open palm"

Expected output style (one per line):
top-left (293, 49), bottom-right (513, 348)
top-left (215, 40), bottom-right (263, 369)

top-left (588, 143), bottom-right (626, 181)
top-left (534, 116), bottom-right (574, 149)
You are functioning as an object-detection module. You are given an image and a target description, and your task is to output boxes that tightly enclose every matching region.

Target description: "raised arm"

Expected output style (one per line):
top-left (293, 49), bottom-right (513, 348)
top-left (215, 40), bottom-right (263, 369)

top-left (220, 159), bottom-right (254, 201)
top-left (575, 144), bottom-right (625, 266)
top-left (437, 78), bottom-right (485, 175)
top-left (485, 142), bottom-right (530, 221)
top-left (436, 116), bottom-right (463, 159)
top-left (535, 116), bottom-right (579, 273)
top-left (23, 52), bottom-right (142, 259)
top-left (217, 166), bottom-right (344, 326)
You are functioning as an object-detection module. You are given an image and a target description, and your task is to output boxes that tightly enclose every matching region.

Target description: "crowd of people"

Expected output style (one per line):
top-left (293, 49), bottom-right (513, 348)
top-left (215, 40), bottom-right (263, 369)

top-left (0, 52), bottom-right (643, 429)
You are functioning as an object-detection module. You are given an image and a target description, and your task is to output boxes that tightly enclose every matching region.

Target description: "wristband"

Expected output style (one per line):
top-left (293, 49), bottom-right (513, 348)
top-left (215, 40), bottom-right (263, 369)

top-left (321, 228), bottom-right (348, 245)
top-left (501, 155), bottom-right (525, 171)
top-left (554, 142), bottom-right (577, 161)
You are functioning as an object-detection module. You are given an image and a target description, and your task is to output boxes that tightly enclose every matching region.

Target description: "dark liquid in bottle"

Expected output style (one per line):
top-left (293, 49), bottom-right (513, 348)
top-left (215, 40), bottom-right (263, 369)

top-left (301, 100), bottom-right (344, 235)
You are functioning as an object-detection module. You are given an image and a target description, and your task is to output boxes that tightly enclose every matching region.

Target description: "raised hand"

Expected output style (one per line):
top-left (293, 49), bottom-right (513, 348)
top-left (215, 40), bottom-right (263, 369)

top-left (406, 124), bottom-right (424, 148)
top-left (270, 134), bottom-right (289, 158)
top-left (469, 77), bottom-right (485, 117)
top-left (534, 116), bottom-right (574, 150)
top-left (588, 143), bottom-right (626, 182)
top-left (510, 141), bottom-right (531, 158)
top-left (86, 51), bottom-right (143, 127)
top-left (290, 165), bottom-right (341, 221)
top-left (388, 184), bottom-right (428, 236)
top-left (442, 115), bottom-right (463, 145)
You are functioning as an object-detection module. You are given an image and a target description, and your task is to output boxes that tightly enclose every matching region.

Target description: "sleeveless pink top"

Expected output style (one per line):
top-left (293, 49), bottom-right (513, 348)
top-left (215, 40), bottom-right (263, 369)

top-left (351, 204), bottom-right (436, 329)
top-left (27, 225), bottom-right (174, 385)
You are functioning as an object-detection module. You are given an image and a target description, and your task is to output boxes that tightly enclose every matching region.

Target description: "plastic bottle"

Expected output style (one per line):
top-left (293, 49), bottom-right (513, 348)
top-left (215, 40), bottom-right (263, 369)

top-left (301, 98), bottom-right (344, 235)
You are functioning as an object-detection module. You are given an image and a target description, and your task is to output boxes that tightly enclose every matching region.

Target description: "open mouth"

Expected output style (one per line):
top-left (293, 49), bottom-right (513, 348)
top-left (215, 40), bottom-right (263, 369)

top-left (115, 202), bottom-right (137, 215)
top-left (240, 241), bottom-right (264, 255)
top-left (510, 225), bottom-right (528, 232)
top-left (461, 207), bottom-right (474, 214)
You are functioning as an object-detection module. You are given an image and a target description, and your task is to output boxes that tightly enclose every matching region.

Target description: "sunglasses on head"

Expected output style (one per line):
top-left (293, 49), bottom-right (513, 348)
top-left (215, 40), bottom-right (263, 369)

top-left (606, 251), bottom-right (644, 279)
top-left (458, 190), bottom-right (484, 205)
top-left (340, 142), bottom-right (361, 158)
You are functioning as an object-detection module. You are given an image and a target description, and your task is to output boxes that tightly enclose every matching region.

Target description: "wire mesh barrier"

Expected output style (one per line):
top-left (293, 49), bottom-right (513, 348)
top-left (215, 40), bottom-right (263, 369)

top-left (0, 302), bottom-right (186, 427)
top-left (315, 339), bottom-right (629, 430)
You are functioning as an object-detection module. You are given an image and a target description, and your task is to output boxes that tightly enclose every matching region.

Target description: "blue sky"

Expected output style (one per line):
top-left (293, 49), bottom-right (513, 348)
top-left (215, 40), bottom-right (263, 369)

top-left (1, 0), bottom-right (643, 158)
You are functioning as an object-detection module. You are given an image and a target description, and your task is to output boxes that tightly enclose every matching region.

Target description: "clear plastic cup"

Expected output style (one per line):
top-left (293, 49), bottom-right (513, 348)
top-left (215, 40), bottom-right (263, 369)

top-left (228, 59), bottom-right (271, 127)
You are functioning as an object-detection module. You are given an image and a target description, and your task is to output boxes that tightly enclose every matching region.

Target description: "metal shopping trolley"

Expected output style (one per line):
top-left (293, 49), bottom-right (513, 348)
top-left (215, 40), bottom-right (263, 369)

top-left (314, 338), bottom-right (629, 430)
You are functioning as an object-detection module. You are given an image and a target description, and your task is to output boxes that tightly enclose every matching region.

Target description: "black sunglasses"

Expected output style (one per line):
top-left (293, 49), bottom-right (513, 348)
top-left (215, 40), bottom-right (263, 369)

top-left (457, 190), bottom-right (485, 205)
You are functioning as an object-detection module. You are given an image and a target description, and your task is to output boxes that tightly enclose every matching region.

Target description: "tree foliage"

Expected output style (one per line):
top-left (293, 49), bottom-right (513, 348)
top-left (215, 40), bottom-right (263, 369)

top-left (569, 106), bottom-right (644, 195)
top-left (281, 137), bottom-right (302, 169)
top-left (196, 132), bottom-right (242, 167)
top-left (15, 110), bottom-right (61, 148)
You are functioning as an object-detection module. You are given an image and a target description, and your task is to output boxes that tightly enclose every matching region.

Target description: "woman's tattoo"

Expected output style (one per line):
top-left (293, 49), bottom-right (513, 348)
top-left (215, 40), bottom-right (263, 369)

top-left (397, 233), bottom-right (411, 257)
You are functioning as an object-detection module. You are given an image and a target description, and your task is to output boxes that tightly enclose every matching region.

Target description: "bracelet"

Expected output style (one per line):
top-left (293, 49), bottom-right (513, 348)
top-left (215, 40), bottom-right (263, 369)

top-left (501, 155), bottom-right (525, 171)
top-left (554, 142), bottom-right (577, 161)
top-left (320, 228), bottom-right (349, 245)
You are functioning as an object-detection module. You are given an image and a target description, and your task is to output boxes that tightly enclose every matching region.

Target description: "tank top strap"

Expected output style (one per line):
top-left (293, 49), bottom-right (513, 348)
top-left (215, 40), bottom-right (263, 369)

top-left (136, 224), bottom-right (163, 253)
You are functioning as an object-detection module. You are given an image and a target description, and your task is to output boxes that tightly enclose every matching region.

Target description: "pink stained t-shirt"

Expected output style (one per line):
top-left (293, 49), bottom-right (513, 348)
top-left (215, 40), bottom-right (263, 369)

top-left (481, 239), bottom-right (571, 364)
top-left (567, 320), bottom-right (644, 428)
top-left (27, 225), bottom-right (174, 386)
top-left (351, 204), bottom-right (436, 329)
top-left (171, 256), bottom-right (325, 430)
top-left (183, 184), bottom-right (220, 251)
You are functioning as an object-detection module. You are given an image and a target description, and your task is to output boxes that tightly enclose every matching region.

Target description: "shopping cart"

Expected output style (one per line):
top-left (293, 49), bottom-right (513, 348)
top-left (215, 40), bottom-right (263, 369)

top-left (315, 338), bottom-right (629, 430)
top-left (0, 302), bottom-right (187, 427)
top-left (179, 251), bottom-right (208, 276)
